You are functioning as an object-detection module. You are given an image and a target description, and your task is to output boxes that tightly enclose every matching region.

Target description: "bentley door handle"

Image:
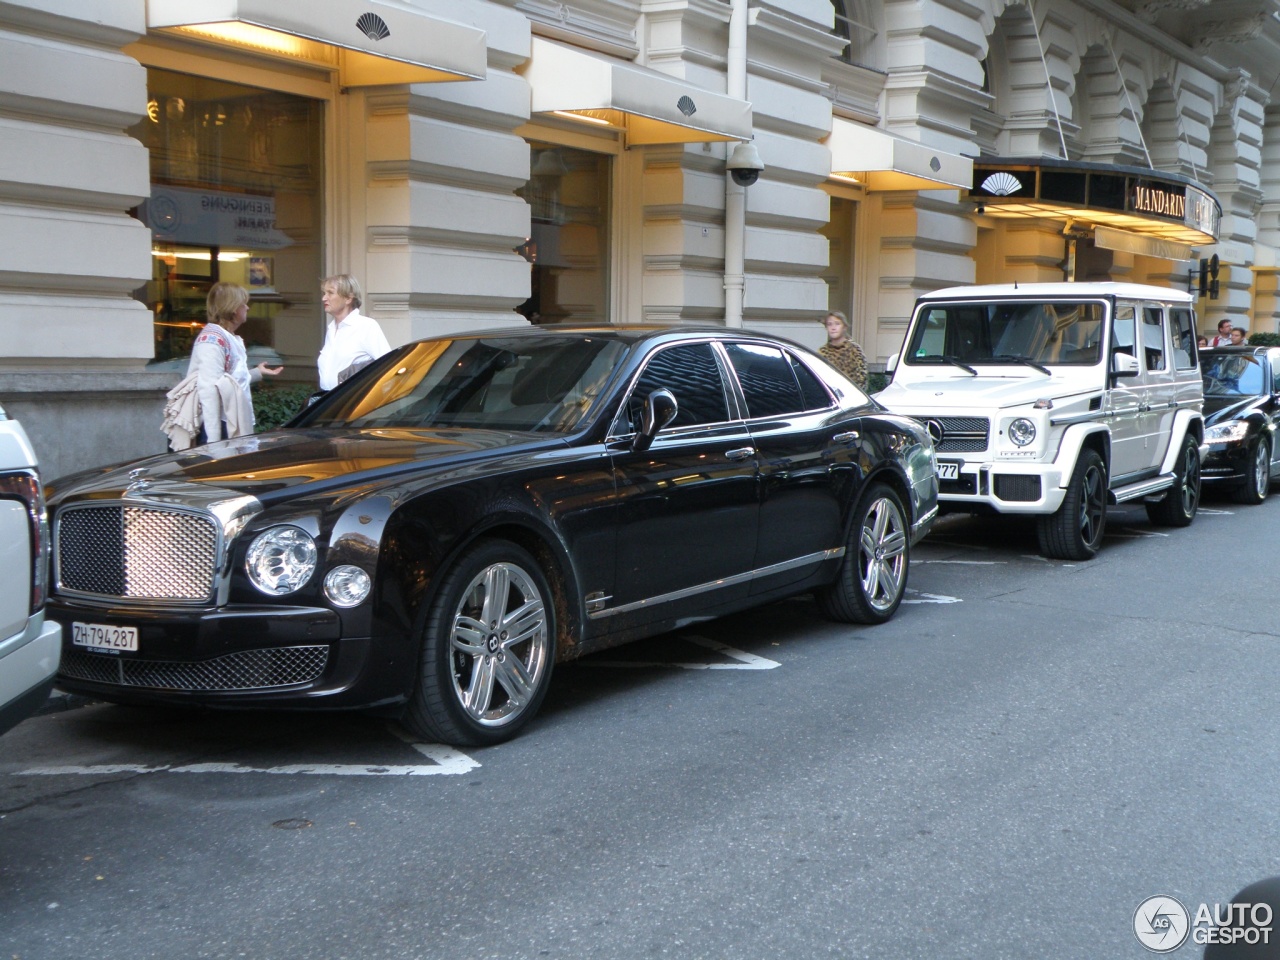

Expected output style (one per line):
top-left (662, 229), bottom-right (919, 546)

top-left (725, 446), bottom-right (756, 460)
top-left (832, 431), bottom-right (860, 443)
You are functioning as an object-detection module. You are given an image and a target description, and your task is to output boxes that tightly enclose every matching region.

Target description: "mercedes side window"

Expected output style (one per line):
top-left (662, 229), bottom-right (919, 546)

top-left (1112, 306), bottom-right (1136, 359)
top-left (1170, 308), bottom-right (1197, 370)
top-left (1141, 306), bottom-right (1167, 371)
top-left (724, 343), bottom-right (806, 418)
top-left (619, 342), bottom-right (731, 433)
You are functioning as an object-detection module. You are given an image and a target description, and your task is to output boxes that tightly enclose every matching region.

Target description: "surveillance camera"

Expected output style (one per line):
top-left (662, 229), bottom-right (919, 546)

top-left (726, 141), bottom-right (764, 187)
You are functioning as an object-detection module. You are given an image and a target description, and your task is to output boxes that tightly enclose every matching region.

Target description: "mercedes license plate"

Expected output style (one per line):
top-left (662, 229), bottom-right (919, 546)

top-left (72, 621), bottom-right (138, 653)
top-left (936, 460), bottom-right (961, 481)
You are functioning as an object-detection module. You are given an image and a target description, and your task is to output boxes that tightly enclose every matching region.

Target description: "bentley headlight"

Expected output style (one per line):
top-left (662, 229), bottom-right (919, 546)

top-left (1205, 421), bottom-right (1250, 443)
top-left (324, 565), bottom-right (372, 607)
top-left (1008, 417), bottom-right (1037, 447)
top-left (246, 525), bottom-right (317, 595)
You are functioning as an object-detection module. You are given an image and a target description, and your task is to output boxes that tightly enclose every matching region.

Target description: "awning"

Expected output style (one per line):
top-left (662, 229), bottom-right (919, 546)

top-left (146, 0), bottom-right (487, 85)
top-left (969, 158), bottom-right (1221, 249)
top-left (520, 38), bottom-right (752, 145)
top-left (827, 119), bottom-right (973, 191)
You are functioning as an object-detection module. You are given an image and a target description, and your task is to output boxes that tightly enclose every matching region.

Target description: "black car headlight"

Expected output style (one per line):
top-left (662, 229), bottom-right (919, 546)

top-left (1204, 421), bottom-right (1249, 443)
top-left (246, 525), bottom-right (318, 595)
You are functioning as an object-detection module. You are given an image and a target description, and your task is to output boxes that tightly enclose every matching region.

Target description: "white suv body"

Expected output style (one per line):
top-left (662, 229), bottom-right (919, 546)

top-left (876, 282), bottom-right (1206, 559)
top-left (0, 405), bottom-right (59, 735)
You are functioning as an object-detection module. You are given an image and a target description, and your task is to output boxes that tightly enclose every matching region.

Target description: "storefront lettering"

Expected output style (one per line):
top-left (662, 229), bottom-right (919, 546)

top-left (1132, 184), bottom-right (1185, 219)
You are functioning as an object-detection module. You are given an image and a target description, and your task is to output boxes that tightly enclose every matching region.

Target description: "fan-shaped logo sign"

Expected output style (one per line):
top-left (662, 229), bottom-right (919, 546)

top-left (980, 172), bottom-right (1022, 196)
top-left (356, 12), bottom-right (390, 41)
top-left (677, 95), bottom-right (697, 117)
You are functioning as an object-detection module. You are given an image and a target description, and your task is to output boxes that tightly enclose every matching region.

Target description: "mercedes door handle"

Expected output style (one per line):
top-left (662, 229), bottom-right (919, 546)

top-left (725, 447), bottom-right (756, 460)
top-left (832, 431), bottom-right (860, 443)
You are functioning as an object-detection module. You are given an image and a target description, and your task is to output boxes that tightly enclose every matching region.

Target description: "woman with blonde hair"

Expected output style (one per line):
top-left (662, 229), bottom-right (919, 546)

top-left (163, 282), bottom-right (282, 449)
top-left (317, 274), bottom-right (392, 390)
top-left (818, 310), bottom-right (868, 390)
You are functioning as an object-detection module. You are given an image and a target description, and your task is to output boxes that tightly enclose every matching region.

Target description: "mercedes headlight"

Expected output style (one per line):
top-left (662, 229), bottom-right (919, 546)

top-left (1008, 417), bottom-right (1037, 447)
top-left (1205, 421), bottom-right (1250, 443)
top-left (246, 525), bottom-right (317, 595)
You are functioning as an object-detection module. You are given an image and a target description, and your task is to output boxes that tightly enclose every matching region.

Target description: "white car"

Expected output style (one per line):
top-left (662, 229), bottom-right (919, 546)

top-left (876, 282), bottom-right (1206, 560)
top-left (0, 405), bottom-right (60, 735)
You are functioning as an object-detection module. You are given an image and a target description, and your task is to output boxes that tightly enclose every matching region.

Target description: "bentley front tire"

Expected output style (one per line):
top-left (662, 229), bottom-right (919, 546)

top-left (404, 540), bottom-right (555, 747)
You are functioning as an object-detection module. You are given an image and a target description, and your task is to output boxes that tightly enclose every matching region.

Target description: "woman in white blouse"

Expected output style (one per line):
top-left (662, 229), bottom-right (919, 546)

top-left (317, 274), bottom-right (392, 390)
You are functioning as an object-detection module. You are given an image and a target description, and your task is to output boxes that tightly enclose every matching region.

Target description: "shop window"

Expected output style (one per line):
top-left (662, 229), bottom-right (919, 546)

top-left (516, 142), bottom-right (610, 324)
top-left (128, 69), bottom-right (323, 377)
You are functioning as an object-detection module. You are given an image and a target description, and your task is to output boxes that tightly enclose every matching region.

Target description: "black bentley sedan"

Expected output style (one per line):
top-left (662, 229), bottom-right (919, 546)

top-left (1200, 346), bottom-right (1280, 504)
top-left (46, 326), bottom-right (937, 745)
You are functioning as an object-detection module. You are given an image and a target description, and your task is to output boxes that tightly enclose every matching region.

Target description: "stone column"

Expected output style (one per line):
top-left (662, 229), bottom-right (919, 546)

top-left (0, 0), bottom-right (162, 480)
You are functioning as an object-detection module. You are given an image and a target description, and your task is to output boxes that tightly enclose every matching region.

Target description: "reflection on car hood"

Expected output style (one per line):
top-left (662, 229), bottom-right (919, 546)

top-left (49, 428), bottom-right (558, 504)
top-left (1204, 396), bottom-right (1265, 425)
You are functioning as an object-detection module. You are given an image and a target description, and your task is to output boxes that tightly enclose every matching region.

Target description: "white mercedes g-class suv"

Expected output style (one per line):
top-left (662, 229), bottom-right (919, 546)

top-left (876, 282), bottom-right (1206, 560)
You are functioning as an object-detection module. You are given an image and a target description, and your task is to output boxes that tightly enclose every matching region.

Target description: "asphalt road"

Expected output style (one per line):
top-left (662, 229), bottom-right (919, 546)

top-left (2, 495), bottom-right (1277, 959)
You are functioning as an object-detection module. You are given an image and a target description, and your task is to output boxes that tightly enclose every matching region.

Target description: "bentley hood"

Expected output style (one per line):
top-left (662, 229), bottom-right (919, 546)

top-left (47, 428), bottom-right (557, 506)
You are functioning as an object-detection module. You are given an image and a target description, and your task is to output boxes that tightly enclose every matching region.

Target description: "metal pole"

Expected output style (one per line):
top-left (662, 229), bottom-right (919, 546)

top-left (724, 0), bottom-right (748, 327)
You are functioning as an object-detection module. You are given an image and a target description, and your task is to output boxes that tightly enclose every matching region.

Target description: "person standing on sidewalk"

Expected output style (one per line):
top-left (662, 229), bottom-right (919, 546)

top-left (818, 311), bottom-right (868, 391)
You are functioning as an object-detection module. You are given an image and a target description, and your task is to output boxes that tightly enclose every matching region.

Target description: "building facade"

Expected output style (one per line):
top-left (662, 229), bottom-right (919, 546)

top-left (2, 0), bottom-right (1277, 478)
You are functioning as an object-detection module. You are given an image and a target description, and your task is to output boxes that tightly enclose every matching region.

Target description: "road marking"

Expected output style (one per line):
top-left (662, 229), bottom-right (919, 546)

top-left (15, 728), bottom-right (480, 777)
top-left (1198, 508), bottom-right (1233, 515)
top-left (583, 634), bottom-right (780, 670)
top-left (917, 559), bottom-right (1007, 565)
top-left (1108, 528), bottom-right (1170, 538)
top-left (902, 590), bottom-right (962, 604)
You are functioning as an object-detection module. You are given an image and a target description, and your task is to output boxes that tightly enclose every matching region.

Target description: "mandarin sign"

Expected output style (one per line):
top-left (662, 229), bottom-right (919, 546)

top-left (1131, 182), bottom-right (1185, 220)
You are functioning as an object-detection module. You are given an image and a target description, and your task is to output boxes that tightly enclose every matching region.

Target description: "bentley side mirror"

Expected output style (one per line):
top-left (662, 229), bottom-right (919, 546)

top-left (632, 388), bottom-right (678, 452)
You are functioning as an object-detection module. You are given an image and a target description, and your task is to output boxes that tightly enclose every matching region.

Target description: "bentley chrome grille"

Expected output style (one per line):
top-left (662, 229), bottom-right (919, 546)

top-left (56, 504), bottom-right (220, 603)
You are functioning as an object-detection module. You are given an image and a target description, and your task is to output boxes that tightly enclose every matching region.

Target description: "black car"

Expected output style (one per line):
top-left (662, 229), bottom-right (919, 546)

top-left (45, 326), bottom-right (938, 745)
top-left (1200, 345), bottom-right (1280, 503)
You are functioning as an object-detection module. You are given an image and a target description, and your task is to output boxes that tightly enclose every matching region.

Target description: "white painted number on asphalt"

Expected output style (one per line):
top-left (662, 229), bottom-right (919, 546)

top-left (902, 589), bottom-right (962, 605)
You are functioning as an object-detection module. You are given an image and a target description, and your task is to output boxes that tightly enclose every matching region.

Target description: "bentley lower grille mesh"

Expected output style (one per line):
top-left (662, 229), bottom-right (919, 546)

top-left (56, 505), bottom-right (218, 602)
top-left (60, 645), bottom-right (329, 692)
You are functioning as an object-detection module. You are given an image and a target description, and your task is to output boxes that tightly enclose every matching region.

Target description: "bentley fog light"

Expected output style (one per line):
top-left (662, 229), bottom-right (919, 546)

top-left (1205, 421), bottom-right (1249, 443)
top-left (324, 565), bottom-right (372, 607)
top-left (1008, 417), bottom-right (1037, 447)
top-left (246, 526), bottom-right (317, 595)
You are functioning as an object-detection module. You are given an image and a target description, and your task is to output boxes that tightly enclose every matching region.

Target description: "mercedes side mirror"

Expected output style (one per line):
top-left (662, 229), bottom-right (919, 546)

top-left (1111, 353), bottom-right (1140, 378)
top-left (632, 388), bottom-right (678, 452)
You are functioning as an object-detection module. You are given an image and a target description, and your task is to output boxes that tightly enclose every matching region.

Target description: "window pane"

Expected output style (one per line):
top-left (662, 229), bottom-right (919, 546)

top-left (1142, 306), bottom-right (1166, 371)
top-left (1170, 308), bottom-right (1197, 370)
top-left (626, 343), bottom-right (729, 429)
top-left (129, 69), bottom-right (323, 380)
top-left (725, 343), bottom-right (804, 418)
top-left (790, 354), bottom-right (835, 410)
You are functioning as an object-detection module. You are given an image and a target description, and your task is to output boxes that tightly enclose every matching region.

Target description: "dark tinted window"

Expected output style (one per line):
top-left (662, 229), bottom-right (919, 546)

top-left (725, 343), bottom-right (805, 418)
top-left (625, 342), bottom-right (730, 429)
top-left (789, 354), bottom-right (834, 410)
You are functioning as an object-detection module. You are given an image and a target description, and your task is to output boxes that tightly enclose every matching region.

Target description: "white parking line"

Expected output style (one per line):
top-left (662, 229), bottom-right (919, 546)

top-left (15, 728), bottom-right (480, 777)
top-left (902, 590), bottom-right (962, 604)
top-left (1198, 508), bottom-right (1233, 515)
top-left (917, 560), bottom-right (1007, 565)
top-left (582, 634), bottom-right (780, 670)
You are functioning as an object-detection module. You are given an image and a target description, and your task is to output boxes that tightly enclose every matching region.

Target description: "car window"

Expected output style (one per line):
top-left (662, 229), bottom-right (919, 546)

top-left (1112, 306), bottom-right (1136, 359)
top-left (1170, 308), bottom-right (1197, 370)
top-left (1202, 353), bottom-right (1264, 396)
top-left (621, 342), bottom-right (731, 431)
top-left (298, 336), bottom-right (626, 433)
top-left (906, 300), bottom-right (1103, 365)
top-left (724, 343), bottom-right (806, 418)
top-left (789, 353), bottom-right (835, 410)
top-left (1141, 306), bottom-right (1166, 371)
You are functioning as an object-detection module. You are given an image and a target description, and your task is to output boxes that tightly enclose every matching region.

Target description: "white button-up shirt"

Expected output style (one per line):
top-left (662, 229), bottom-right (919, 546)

top-left (317, 309), bottom-right (392, 390)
